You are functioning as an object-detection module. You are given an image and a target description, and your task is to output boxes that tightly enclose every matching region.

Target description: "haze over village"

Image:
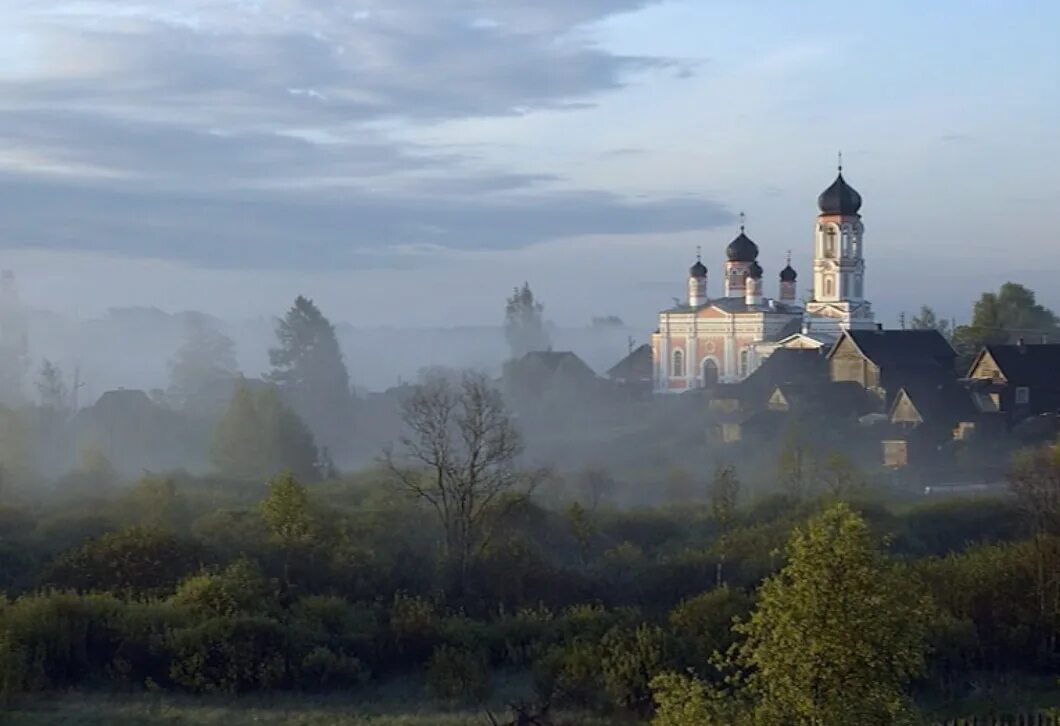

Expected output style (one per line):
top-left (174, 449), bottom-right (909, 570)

top-left (1, 2), bottom-right (1059, 725)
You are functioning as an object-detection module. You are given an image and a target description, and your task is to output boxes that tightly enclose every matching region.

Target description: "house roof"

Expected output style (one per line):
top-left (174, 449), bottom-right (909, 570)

top-left (742, 348), bottom-right (829, 394)
top-left (890, 375), bottom-right (979, 425)
top-left (510, 350), bottom-right (598, 381)
top-left (975, 344), bottom-right (1060, 387)
top-left (607, 344), bottom-right (652, 381)
top-left (839, 329), bottom-right (956, 370)
top-left (770, 380), bottom-right (878, 418)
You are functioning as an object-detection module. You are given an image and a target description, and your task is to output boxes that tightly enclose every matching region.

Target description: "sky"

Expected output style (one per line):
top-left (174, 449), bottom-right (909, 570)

top-left (0, 0), bottom-right (1057, 331)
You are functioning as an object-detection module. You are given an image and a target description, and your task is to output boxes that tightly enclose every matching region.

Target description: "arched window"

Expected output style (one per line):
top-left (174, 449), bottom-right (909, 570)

top-left (823, 227), bottom-right (837, 258)
top-left (739, 349), bottom-right (750, 378)
top-left (701, 358), bottom-right (719, 387)
top-left (672, 349), bottom-right (685, 378)
top-left (824, 276), bottom-right (834, 297)
top-left (854, 274), bottom-right (863, 299)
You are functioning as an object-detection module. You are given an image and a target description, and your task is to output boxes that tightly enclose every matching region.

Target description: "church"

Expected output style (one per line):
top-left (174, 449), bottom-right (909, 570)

top-left (651, 165), bottom-right (876, 392)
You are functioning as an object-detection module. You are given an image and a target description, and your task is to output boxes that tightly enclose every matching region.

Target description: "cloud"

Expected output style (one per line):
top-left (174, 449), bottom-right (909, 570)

top-left (0, 0), bottom-right (712, 269)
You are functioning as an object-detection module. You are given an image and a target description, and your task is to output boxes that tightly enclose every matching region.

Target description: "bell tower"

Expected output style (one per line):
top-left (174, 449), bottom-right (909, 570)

top-left (805, 157), bottom-right (874, 332)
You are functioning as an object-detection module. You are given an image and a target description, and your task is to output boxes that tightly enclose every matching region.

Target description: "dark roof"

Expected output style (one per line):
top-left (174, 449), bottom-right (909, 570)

top-left (767, 316), bottom-right (804, 342)
top-left (842, 329), bottom-right (956, 370)
top-left (726, 231), bottom-right (759, 262)
top-left (779, 263), bottom-right (797, 282)
top-left (891, 375), bottom-right (980, 424)
top-left (607, 344), bottom-right (653, 382)
top-left (689, 260), bottom-right (707, 278)
top-left (979, 344), bottom-right (1060, 387)
top-left (742, 348), bottom-right (829, 399)
top-left (817, 172), bottom-right (862, 215)
top-left (514, 351), bottom-right (598, 380)
top-left (771, 380), bottom-right (878, 418)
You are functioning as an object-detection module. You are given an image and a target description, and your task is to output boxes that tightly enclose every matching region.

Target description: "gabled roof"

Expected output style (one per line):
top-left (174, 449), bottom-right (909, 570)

top-left (890, 375), bottom-right (979, 425)
top-left (837, 329), bottom-right (956, 369)
top-left (514, 351), bottom-right (598, 380)
top-left (741, 348), bottom-right (829, 399)
top-left (971, 344), bottom-right (1060, 387)
top-left (768, 380), bottom-right (878, 418)
top-left (607, 344), bottom-right (652, 382)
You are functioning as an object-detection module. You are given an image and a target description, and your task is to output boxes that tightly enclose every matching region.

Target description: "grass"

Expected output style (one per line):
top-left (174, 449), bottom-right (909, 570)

top-left (1, 675), bottom-right (639, 726)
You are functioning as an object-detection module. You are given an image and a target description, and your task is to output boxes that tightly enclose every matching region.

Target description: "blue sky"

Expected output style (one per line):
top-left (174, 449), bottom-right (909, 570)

top-left (0, 0), bottom-right (1057, 329)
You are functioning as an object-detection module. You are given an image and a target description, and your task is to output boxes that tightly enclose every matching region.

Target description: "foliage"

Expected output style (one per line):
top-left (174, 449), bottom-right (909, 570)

top-left (426, 644), bottom-right (492, 703)
top-left (35, 359), bottom-right (69, 412)
top-left (952, 282), bottom-right (1060, 352)
top-left (735, 503), bottom-right (933, 725)
top-left (908, 305), bottom-right (952, 339)
top-left (650, 671), bottom-right (746, 726)
top-left (668, 586), bottom-right (752, 676)
top-left (172, 559), bottom-right (276, 618)
top-left (504, 282), bottom-right (550, 359)
top-left (168, 315), bottom-right (238, 413)
top-left (599, 624), bottom-right (672, 712)
top-left (41, 527), bottom-right (203, 596)
top-left (211, 384), bottom-right (318, 482)
top-left (168, 615), bottom-right (290, 693)
top-left (267, 296), bottom-right (355, 460)
top-left (260, 472), bottom-right (316, 547)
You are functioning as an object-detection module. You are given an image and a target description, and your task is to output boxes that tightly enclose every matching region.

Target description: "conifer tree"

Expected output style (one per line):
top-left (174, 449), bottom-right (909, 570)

top-left (267, 296), bottom-right (354, 462)
top-left (504, 283), bottom-right (550, 359)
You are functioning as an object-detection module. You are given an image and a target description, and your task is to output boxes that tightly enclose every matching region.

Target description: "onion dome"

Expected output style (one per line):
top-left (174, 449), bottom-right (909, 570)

top-left (689, 259), bottom-right (707, 278)
top-left (726, 230), bottom-right (759, 262)
top-left (780, 252), bottom-right (797, 281)
top-left (817, 170), bottom-right (862, 215)
top-left (746, 261), bottom-right (763, 280)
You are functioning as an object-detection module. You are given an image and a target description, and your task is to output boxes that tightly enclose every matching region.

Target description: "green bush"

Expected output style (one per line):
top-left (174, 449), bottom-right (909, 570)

top-left (600, 624), bottom-right (672, 712)
top-left (668, 586), bottom-right (752, 674)
top-left (388, 592), bottom-right (439, 664)
top-left (171, 559), bottom-right (276, 617)
top-left (650, 671), bottom-right (745, 725)
top-left (426, 644), bottom-right (491, 704)
top-left (533, 638), bottom-right (605, 709)
top-left (289, 595), bottom-right (380, 665)
top-left (298, 646), bottom-right (369, 689)
top-left (0, 591), bottom-right (125, 694)
top-left (40, 527), bottom-right (203, 596)
top-left (168, 615), bottom-right (289, 693)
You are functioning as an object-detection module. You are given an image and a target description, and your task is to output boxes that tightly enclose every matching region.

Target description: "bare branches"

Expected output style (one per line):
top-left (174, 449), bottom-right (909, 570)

top-left (383, 370), bottom-right (535, 587)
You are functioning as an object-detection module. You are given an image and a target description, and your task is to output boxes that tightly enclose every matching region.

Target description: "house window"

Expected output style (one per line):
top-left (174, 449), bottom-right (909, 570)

top-left (672, 349), bottom-right (685, 377)
top-left (1015, 386), bottom-right (1030, 404)
top-left (882, 440), bottom-right (908, 469)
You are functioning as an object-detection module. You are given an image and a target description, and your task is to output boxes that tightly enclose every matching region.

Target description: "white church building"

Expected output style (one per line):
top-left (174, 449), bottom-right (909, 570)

top-left (651, 165), bottom-right (876, 392)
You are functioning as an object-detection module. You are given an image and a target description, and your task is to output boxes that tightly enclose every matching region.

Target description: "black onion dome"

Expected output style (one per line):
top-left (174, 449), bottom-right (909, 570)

top-left (746, 261), bottom-right (763, 280)
top-left (689, 260), bottom-right (707, 278)
top-left (780, 263), bottom-right (797, 282)
top-left (817, 172), bottom-right (862, 215)
top-left (726, 231), bottom-right (759, 262)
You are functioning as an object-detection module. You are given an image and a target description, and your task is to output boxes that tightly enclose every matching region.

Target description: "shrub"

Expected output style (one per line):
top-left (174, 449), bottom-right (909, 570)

top-left (172, 559), bottom-right (276, 617)
top-left (40, 527), bottom-right (203, 596)
top-left (668, 586), bottom-right (753, 674)
top-left (388, 592), bottom-right (439, 664)
top-left (650, 672), bottom-right (745, 725)
top-left (289, 595), bottom-right (380, 665)
top-left (168, 615), bottom-right (289, 693)
top-left (426, 644), bottom-right (491, 704)
top-left (298, 646), bottom-right (369, 689)
top-left (600, 624), bottom-right (672, 713)
top-left (533, 638), bottom-right (605, 709)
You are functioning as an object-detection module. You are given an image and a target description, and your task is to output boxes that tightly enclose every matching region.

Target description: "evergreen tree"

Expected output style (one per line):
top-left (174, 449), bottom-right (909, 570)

top-left (211, 384), bottom-right (318, 482)
top-left (267, 297), bottom-right (354, 462)
top-left (735, 503), bottom-right (932, 725)
top-left (504, 283), bottom-right (550, 359)
top-left (168, 315), bottom-right (239, 413)
top-left (35, 359), bottom-right (69, 412)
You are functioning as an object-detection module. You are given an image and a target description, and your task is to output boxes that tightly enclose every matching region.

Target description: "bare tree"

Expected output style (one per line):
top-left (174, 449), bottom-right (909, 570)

top-left (384, 371), bottom-right (541, 589)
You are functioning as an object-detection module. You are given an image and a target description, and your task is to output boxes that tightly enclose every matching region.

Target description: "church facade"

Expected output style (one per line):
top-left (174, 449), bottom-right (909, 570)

top-left (651, 167), bottom-right (876, 392)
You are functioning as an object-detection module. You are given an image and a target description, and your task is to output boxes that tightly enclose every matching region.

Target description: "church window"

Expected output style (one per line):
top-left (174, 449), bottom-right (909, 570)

top-left (854, 275), bottom-right (863, 298)
top-left (739, 349), bottom-right (750, 378)
top-left (824, 277), bottom-right (834, 297)
top-left (823, 228), bottom-right (837, 258)
top-left (672, 349), bottom-right (685, 377)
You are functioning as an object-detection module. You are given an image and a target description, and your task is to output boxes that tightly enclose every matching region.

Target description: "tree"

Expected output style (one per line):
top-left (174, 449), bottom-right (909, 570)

top-left (709, 465), bottom-right (740, 586)
top-left (777, 427), bottom-right (814, 500)
top-left (1007, 443), bottom-right (1060, 658)
top-left (268, 296), bottom-right (355, 462)
top-left (35, 359), bottom-right (69, 412)
top-left (734, 503), bottom-right (932, 725)
top-left (211, 384), bottom-right (319, 482)
top-left (383, 371), bottom-right (541, 590)
top-left (504, 283), bottom-right (550, 359)
top-left (952, 282), bottom-right (1060, 353)
top-left (168, 315), bottom-right (238, 413)
top-left (260, 472), bottom-right (318, 585)
top-left (908, 305), bottom-right (951, 339)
